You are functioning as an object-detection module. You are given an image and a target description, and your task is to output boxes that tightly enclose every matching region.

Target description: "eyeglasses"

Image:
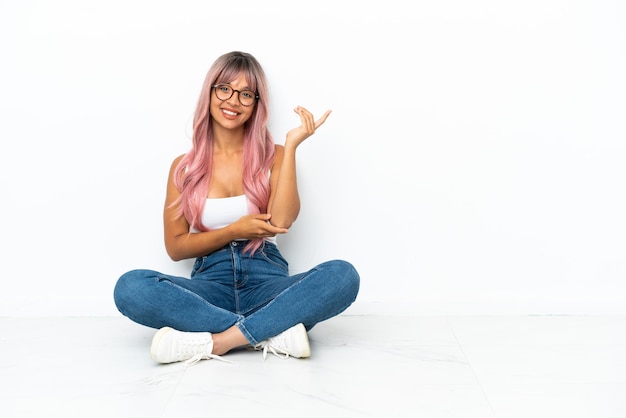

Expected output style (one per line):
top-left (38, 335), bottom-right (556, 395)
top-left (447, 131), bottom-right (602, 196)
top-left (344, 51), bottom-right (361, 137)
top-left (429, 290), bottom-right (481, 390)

top-left (212, 84), bottom-right (259, 106)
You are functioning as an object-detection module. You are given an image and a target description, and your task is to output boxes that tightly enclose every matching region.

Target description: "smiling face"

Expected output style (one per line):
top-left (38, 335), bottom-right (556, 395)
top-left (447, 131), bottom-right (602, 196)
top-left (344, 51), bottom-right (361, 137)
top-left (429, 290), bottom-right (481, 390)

top-left (209, 72), bottom-right (256, 131)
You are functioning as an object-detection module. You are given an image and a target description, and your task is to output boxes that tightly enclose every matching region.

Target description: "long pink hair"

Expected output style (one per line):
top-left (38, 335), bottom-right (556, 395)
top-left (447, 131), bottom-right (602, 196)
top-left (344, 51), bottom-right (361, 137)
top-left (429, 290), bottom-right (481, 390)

top-left (173, 51), bottom-right (274, 255)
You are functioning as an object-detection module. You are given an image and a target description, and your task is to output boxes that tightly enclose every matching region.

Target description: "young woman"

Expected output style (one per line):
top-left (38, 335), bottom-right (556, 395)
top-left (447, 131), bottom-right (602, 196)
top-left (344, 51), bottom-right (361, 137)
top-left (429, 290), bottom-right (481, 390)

top-left (113, 51), bottom-right (360, 364)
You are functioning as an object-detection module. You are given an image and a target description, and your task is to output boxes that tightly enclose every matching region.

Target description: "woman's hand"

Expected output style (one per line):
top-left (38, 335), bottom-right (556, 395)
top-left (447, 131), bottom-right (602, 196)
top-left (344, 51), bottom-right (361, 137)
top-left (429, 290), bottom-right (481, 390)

top-left (285, 106), bottom-right (332, 149)
top-left (232, 214), bottom-right (289, 239)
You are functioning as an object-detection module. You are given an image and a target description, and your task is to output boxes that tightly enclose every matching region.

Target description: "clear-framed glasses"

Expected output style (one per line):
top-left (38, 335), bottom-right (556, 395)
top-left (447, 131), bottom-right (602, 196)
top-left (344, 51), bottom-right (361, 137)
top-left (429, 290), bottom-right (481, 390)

top-left (212, 84), bottom-right (259, 106)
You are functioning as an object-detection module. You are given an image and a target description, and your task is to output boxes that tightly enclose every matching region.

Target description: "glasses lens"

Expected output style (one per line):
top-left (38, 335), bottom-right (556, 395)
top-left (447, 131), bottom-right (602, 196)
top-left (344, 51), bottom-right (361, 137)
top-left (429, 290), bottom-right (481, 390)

top-left (214, 85), bottom-right (232, 101)
top-left (239, 90), bottom-right (256, 106)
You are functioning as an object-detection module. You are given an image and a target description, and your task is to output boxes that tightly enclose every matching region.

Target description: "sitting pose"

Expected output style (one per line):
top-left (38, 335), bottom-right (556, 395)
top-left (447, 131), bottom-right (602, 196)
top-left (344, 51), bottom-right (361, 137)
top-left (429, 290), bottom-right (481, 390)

top-left (113, 51), bottom-right (360, 364)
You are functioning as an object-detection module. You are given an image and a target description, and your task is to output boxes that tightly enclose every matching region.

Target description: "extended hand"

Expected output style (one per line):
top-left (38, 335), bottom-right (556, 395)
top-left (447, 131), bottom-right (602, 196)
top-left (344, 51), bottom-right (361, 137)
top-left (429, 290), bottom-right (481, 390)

top-left (285, 106), bottom-right (332, 148)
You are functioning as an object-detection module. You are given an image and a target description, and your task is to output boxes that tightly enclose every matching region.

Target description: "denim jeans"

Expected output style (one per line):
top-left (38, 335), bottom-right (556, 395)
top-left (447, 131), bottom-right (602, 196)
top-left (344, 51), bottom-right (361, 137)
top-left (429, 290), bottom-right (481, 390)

top-left (113, 241), bottom-right (360, 345)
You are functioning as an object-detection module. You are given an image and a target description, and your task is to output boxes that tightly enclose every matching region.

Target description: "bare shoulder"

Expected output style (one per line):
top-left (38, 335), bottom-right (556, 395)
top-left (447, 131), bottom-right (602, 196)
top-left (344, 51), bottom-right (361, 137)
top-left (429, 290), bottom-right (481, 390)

top-left (172, 153), bottom-right (186, 168)
top-left (168, 153), bottom-right (186, 173)
top-left (166, 154), bottom-right (187, 186)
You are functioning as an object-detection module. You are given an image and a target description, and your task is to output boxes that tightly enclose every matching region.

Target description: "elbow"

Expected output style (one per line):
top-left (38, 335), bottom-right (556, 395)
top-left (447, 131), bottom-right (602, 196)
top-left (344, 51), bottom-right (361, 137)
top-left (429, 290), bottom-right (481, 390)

top-left (165, 241), bottom-right (185, 262)
top-left (270, 212), bottom-right (299, 230)
top-left (166, 248), bottom-right (184, 262)
top-left (269, 203), bottom-right (300, 229)
top-left (169, 253), bottom-right (184, 262)
top-left (272, 220), bottom-right (294, 229)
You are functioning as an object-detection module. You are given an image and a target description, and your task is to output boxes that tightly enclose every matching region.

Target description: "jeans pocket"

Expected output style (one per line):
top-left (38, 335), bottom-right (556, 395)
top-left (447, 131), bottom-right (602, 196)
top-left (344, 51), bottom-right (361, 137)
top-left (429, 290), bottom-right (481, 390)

top-left (260, 245), bottom-right (289, 273)
top-left (190, 257), bottom-right (205, 277)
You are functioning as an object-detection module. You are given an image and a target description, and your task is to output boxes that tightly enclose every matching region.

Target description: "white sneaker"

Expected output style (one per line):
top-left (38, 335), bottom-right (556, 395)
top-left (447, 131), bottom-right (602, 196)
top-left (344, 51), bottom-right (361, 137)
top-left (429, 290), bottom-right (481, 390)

top-left (150, 327), bottom-right (229, 365)
top-left (256, 323), bottom-right (311, 360)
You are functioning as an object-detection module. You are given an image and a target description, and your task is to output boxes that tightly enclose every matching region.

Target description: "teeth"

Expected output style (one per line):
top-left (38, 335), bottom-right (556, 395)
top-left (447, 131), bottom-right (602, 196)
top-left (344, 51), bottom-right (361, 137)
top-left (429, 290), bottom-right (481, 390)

top-left (222, 109), bottom-right (237, 116)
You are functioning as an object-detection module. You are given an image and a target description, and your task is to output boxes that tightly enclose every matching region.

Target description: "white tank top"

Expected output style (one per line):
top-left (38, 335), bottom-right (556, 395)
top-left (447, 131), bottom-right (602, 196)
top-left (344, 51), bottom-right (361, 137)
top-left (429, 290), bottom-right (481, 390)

top-left (200, 194), bottom-right (248, 230)
top-left (192, 194), bottom-right (276, 243)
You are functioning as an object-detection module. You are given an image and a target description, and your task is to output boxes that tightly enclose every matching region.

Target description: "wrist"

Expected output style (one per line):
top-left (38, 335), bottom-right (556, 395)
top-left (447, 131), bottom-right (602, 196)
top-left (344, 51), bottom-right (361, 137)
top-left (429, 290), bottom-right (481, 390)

top-left (283, 142), bottom-right (298, 155)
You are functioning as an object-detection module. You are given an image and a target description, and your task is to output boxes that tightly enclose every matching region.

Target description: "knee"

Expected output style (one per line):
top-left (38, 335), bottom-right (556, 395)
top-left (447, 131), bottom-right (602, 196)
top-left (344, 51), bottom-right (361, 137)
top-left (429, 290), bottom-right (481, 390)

top-left (113, 271), bottom-right (132, 311)
top-left (324, 260), bottom-right (360, 300)
top-left (113, 269), bottom-right (153, 312)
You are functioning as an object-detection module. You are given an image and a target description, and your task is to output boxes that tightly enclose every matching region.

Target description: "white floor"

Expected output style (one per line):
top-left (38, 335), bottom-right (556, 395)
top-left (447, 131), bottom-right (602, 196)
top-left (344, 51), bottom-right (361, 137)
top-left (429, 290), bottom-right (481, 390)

top-left (1, 315), bottom-right (625, 418)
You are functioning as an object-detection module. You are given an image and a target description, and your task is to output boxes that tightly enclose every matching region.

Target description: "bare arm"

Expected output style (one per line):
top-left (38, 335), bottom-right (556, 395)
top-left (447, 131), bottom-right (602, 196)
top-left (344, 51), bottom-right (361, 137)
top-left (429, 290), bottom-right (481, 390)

top-left (267, 106), bottom-right (332, 228)
top-left (163, 155), bottom-right (288, 261)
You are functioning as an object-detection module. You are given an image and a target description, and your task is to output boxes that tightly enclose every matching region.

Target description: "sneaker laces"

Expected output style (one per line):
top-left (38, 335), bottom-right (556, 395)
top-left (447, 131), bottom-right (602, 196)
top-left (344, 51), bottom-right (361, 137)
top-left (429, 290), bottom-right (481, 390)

top-left (184, 352), bottom-right (233, 366)
top-left (256, 336), bottom-right (291, 360)
top-left (171, 337), bottom-right (233, 366)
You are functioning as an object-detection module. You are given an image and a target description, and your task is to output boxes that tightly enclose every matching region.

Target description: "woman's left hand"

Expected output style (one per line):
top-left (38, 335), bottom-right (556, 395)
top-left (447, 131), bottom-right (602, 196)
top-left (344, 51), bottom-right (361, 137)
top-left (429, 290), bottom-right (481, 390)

top-left (285, 106), bottom-right (331, 149)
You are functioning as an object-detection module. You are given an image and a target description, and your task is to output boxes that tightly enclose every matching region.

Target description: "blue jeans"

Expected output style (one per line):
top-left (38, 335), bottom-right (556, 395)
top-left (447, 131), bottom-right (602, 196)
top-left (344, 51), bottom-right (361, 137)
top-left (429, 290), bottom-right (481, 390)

top-left (113, 241), bottom-right (360, 345)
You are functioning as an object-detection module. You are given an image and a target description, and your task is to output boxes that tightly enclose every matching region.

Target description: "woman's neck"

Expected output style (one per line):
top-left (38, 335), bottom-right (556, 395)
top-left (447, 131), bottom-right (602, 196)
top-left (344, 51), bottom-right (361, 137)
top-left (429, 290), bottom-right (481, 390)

top-left (212, 126), bottom-right (245, 156)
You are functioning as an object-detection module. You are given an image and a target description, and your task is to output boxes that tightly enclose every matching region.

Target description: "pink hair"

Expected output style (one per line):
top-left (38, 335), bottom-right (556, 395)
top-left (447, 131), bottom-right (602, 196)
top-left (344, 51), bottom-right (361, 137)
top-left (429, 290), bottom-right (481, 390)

top-left (173, 51), bottom-right (275, 255)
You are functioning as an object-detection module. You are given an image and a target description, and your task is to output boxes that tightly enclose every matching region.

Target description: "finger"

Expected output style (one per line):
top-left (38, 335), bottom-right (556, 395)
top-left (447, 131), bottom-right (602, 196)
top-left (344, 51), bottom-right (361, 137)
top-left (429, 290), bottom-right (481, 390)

top-left (315, 109), bottom-right (332, 129)
top-left (263, 221), bottom-right (288, 234)
top-left (294, 106), bottom-right (314, 132)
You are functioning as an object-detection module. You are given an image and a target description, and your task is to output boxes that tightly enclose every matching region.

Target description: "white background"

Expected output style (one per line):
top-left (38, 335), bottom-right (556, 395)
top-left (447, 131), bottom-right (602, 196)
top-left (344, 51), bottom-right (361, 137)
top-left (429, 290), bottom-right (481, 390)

top-left (1, 0), bottom-right (624, 316)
